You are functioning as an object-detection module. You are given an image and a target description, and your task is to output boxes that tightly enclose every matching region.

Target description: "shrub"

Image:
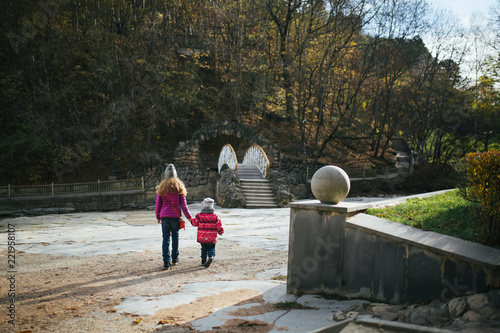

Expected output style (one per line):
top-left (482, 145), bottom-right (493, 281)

top-left (463, 151), bottom-right (500, 246)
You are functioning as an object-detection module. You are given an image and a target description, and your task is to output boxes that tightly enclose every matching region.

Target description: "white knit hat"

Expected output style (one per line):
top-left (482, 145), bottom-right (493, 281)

top-left (165, 164), bottom-right (177, 179)
top-left (201, 197), bottom-right (215, 210)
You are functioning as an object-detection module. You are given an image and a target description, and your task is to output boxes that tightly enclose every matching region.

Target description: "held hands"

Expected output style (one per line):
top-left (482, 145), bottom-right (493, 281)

top-left (157, 219), bottom-right (191, 224)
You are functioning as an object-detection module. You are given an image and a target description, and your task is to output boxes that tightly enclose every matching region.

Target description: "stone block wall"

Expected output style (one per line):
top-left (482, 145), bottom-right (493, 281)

top-left (174, 141), bottom-right (201, 169)
top-left (279, 155), bottom-right (326, 182)
top-left (176, 167), bottom-right (219, 202)
top-left (146, 166), bottom-right (219, 203)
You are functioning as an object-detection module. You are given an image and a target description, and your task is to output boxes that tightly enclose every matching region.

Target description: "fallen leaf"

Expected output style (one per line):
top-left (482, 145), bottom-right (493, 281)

top-left (65, 306), bottom-right (78, 311)
top-left (133, 318), bottom-right (142, 324)
top-left (106, 309), bottom-right (117, 313)
top-left (157, 320), bottom-right (171, 325)
top-left (237, 320), bottom-right (267, 327)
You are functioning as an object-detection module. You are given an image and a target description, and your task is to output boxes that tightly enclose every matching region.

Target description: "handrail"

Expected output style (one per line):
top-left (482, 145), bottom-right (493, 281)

top-left (218, 144), bottom-right (238, 173)
top-left (242, 145), bottom-right (270, 178)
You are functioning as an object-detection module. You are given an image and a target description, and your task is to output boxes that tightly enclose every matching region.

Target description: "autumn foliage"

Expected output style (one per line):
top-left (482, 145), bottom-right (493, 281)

top-left (1, 0), bottom-right (498, 184)
top-left (463, 151), bottom-right (500, 246)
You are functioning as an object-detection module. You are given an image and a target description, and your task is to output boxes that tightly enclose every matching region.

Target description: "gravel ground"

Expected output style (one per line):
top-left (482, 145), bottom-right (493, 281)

top-left (1, 208), bottom-right (290, 333)
top-left (1, 239), bottom-right (288, 332)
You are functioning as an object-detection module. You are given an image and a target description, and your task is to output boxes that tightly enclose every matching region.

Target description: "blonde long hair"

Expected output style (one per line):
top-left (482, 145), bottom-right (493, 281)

top-left (156, 177), bottom-right (187, 197)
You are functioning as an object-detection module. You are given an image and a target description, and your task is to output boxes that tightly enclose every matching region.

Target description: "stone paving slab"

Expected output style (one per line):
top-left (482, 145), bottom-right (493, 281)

top-left (1, 193), bottom-right (468, 332)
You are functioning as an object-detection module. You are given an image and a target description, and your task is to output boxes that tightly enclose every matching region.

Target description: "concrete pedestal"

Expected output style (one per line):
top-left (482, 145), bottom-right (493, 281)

top-left (287, 200), bottom-right (369, 295)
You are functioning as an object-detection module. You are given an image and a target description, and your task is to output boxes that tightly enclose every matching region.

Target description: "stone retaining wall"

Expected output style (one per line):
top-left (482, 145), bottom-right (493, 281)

top-left (176, 167), bottom-right (219, 202)
top-left (0, 190), bottom-right (154, 213)
top-left (279, 155), bottom-right (326, 182)
top-left (287, 201), bottom-right (500, 305)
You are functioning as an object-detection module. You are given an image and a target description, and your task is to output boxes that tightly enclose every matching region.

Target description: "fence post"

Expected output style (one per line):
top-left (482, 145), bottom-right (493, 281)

top-left (363, 166), bottom-right (366, 180)
top-left (98, 180), bottom-right (101, 194)
top-left (52, 183), bottom-right (54, 197)
top-left (385, 167), bottom-right (388, 179)
top-left (141, 177), bottom-right (145, 192)
top-left (8, 184), bottom-right (11, 199)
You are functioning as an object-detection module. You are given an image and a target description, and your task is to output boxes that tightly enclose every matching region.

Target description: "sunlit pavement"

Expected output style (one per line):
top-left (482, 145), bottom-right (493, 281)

top-left (2, 194), bottom-right (449, 332)
top-left (8, 195), bottom-right (434, 256)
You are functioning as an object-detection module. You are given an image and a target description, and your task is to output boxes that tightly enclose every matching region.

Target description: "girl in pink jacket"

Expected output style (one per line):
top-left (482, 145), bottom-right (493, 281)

top-left (155, 164), bottom-right (192, 270)
top-left (191, 198), bottom-right (224, 268)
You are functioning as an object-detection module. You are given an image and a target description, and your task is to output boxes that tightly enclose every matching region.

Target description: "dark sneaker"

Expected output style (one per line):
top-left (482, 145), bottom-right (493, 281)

top-left (204, 257), bottom-right (213, 268)
top-left (172, 259), bottom-right (179, 266)
top-left (201, 259), bottom-right (206, 266)
top-left (163, 262), bottom-right (171, 270)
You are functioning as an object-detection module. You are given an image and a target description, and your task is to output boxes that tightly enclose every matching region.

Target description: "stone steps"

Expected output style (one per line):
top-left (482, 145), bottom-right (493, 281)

top-left (237, 165), bottom-right (277, 208)
top-left (236, 164), bottom-right (264, 180)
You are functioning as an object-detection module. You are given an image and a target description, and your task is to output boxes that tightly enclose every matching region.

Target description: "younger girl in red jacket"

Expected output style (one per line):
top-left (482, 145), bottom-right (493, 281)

top-left (191, 198), bottom-right (224, 268)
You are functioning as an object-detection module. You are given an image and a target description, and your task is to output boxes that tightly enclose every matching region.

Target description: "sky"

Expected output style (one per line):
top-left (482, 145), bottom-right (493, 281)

top-left (429, 0), bottom-right (497, 25)
top-left (424, 0), bottom-right (498, 81)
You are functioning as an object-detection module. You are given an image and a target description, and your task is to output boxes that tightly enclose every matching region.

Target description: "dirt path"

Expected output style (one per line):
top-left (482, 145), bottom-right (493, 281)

top-left (1, 240), bottom-right (288, 332)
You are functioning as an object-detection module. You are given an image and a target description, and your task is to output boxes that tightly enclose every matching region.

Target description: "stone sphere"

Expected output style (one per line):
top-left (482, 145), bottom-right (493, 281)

top-left (311, 165), bottom-right (350, 204)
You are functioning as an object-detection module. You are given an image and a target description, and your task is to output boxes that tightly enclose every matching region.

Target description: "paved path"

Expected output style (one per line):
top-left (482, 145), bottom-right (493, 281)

top-left (1, 194), bottom-right (455, 332)
top-left (9, 203), bottom-right (292, 257)
top-left (9, 194), bottom-right (433, 257)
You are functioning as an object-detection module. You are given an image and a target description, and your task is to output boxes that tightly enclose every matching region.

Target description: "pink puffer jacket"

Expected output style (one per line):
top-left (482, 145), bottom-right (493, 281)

top-left (191, 213), bottom-right (224, 244)
top-left (155, 193), bottom-right (192, 220)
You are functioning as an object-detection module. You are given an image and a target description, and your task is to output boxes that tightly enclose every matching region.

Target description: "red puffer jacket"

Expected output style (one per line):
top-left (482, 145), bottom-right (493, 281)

top-left (191, 213), bottom-right (224, 244)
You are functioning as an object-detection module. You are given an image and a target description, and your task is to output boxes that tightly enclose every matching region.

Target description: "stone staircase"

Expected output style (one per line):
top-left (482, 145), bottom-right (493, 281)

top-left (391, 138), bottom-right (412, 168)
top-left (237, 164), bottom-right (277, 208)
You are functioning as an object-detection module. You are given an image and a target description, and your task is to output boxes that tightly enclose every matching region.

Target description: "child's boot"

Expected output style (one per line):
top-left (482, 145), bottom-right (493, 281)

top-left (204, 257), bottom-right (213, 268)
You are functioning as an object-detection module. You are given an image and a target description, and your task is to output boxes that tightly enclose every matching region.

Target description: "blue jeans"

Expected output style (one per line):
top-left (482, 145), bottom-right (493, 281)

top-left (161, 217), bottom-right (180, 263)
top-left (201, 243), bottom-right (216, 261)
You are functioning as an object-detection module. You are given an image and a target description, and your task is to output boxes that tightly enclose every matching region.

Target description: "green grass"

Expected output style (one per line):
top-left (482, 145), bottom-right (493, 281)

top-left (366, 190), bottom-right (483, 244)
